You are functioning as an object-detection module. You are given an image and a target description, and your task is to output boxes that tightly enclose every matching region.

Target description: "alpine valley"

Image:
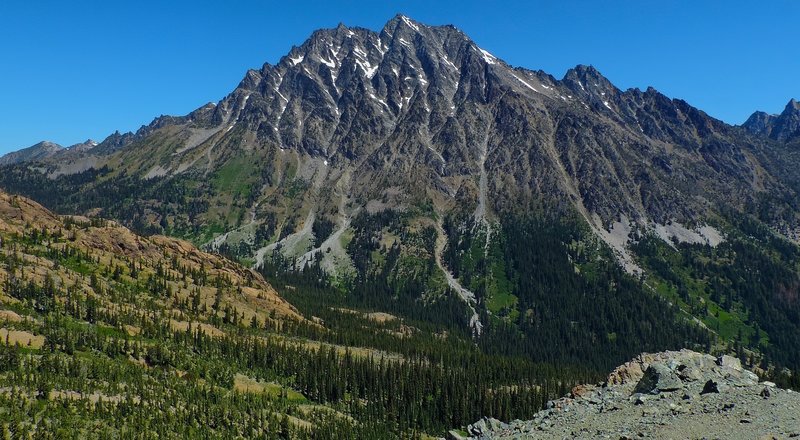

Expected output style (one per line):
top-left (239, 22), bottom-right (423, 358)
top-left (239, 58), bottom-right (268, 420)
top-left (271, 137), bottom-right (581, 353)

top-left (1, 15), bottom-right (800, 438)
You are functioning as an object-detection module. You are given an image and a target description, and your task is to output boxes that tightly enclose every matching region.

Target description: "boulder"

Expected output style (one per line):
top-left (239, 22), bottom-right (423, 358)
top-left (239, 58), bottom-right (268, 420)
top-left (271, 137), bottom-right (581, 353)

top-left (701, 379), bottom-right (721, 394)
top-left (634, 363), bottom-right (684, 394)
top-left (716, 355), bottom-right (742, 371)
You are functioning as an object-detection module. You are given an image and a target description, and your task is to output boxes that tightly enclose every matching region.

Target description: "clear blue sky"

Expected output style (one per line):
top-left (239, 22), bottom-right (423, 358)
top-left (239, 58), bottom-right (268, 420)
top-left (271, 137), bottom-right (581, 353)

top-left (1, 0), bottom-right (798, 154)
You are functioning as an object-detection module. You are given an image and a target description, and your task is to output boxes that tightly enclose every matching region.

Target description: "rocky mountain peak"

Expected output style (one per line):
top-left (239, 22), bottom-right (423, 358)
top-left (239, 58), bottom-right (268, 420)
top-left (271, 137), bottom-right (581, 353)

top-left (743, 98), bottom-right (800, 141)
top-left (742, 110), bottom-right (773, 135)
top-left (0, 140), bottom-right (64, 166)
top-left (35, 140), bottom-right (62, 149)
top-left (563, 64), bottom-right (616, 93)
top-left (775, 98), bottom-right (800, 141)
top-left (67, 139), bottom-right (99, 152)
top-left (561, 64), bottom-right (621, 114)
top-left (383, 14), bottom-right (425, 34)
top-left (192, 14), bottom-right (512, 162)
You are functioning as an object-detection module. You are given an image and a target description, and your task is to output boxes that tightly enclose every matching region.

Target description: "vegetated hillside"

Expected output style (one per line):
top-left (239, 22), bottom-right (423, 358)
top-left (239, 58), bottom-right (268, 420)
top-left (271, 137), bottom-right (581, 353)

top-left (1, 14), bottom-right (800, 396)
top-left (0, 190), bottom-right (610, 438)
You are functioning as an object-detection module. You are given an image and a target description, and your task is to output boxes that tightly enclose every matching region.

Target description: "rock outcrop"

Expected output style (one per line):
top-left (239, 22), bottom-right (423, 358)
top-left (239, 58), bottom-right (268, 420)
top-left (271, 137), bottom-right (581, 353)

top-left (456, 350), bottom-right (800, 439)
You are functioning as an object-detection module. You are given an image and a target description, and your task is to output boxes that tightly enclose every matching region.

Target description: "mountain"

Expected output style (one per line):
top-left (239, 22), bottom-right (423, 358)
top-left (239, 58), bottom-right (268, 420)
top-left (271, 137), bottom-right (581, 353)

top-left (743, 98), bottom-right (800, 141)
top-left (2, 15), bottom-right (800, 379)
top-left (0, 139), bottom-right (100, 167)
top-left (0, 141), bottom-right (63, 165)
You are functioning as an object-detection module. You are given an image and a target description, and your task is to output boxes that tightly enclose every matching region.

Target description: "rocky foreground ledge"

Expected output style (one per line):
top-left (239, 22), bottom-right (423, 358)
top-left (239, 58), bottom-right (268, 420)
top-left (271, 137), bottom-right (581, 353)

top-left (452, 350), bottom-right (800, 439)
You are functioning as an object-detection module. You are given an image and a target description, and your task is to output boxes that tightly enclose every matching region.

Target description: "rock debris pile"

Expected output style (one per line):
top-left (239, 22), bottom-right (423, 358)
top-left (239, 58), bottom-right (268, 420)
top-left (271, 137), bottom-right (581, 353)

top-left (455, 350), bottom-right (800, 439)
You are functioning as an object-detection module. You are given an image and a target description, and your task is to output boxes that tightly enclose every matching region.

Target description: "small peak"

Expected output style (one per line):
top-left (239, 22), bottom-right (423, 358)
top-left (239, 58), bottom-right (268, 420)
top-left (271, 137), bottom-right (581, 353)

top-left (785, 98), bottom-right (800, 112)
top-left (563, 64), bottom-right (616, 95)
top-left (66, 139), bottom-right (99, 151)
top-left (564, 65), bottom-right (595, 81)
top-left (741, 110), bottom-right (775, 135)
top-left (33, 140), bottom-right (63, 149)
top-left (567, 64), bottom-right (606, 81)
top-left (384, 13), bottom-right (422, 33)
top-left (576, 64), bottom-right (598, 74)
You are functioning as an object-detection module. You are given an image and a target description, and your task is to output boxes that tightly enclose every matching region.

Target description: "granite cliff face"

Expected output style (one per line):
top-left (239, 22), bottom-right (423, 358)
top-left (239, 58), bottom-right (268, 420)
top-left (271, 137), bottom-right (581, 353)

top-left (458, 350), bottom-right (800, 439)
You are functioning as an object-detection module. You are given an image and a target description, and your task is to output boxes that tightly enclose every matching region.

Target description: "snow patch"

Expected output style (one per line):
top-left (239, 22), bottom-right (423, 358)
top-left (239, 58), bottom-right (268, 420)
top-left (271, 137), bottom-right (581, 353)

top-left (479, 48), bottom-right (497, 65)
top-left (369, 93), bottom-right (390, 110)
top-left (330, 70), bottom-right (339, 94)
top-left (442, 56), bottom-right (458, 71)
top-left (603, 101), bottom-right (612, 110)
top-left (401, 15), bottom-right (419, 32)
top-left (513, 74), bottom-right (539, 93)
top-left (319, 56), bottom-right (336, 69)
top-left (355, 59), bottom-right (378, 78)
top-left (290, 55), bottom-right (304, 65)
